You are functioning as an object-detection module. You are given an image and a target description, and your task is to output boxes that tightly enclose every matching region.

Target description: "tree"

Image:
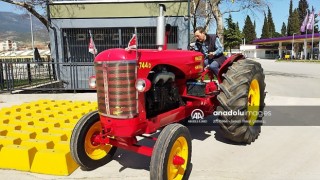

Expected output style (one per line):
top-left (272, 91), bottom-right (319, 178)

top-left (190, 0), bottom-right (269, 44)
top-left (287, 0), bottom-right (293, 35)
top-left (223, 14), bottom-right (243, 51)
top-left (0, 0), bottom-right (49, 30)
top-left (298, 0), bottom-right (309, 26)
top-left (273, 32), bottom-right (282, 38)
top-left (261, 13), bottom-right (269, 38)
top-left (312, 6), bottom-right (319, 33)
top-left (281, 22), bottom-right (287, 36)
top-left (242, 15), bottom-right (256, 44)
top-left (267, 7), bottom-right (275, 38)
top-left (291, 9), bottom-right (301, 35)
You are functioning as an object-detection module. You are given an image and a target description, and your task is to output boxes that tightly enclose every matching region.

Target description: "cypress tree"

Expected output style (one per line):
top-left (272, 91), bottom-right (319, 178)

top-left (261, 13), bottom-right (269, 38)
top-left (224, 14), bottom-right (243, 51)
top-left (243, 15), bottom-right (256, 43)
top-left (292, 9), bottom-right (301, 35)
top-left (281, 22), bottom-right (287, 36)
top-left (267, 7), bottom-right (276, 37)
top-left (287, 0), bottom-right (293, 35)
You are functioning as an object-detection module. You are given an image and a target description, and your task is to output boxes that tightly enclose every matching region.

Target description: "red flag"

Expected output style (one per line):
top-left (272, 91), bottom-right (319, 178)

top-left (126, 34), bottom-right (137, 50)
top-left (88, 31), bottom-right (97, 55)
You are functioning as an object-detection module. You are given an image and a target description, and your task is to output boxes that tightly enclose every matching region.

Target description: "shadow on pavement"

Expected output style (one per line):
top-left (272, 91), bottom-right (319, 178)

top-left (108, 116), bottom-right (246, 178)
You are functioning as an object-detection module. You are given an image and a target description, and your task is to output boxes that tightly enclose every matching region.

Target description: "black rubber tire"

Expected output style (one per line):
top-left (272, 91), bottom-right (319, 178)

top-left (150, 123), bottom-right (192, 180)
top-left (70, 110), bottom-right (117, 170)
top-left (217, 59), bottom-right (266, 144)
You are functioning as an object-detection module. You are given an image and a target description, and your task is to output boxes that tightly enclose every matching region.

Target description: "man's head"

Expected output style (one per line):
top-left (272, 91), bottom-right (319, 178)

top-left (194, 26), bottom-right (206, 42)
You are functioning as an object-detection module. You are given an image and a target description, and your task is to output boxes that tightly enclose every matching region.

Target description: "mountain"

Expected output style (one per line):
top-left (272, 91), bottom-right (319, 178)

top-left (0, 11), bottom-right (49, 45)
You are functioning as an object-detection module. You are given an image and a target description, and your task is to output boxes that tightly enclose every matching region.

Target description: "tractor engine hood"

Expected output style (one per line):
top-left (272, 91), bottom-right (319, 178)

top-left (95, 48), bottom-right (138, 62)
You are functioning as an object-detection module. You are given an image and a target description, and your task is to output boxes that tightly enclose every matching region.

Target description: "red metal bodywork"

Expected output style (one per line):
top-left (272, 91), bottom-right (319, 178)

top-left (93, 48), bottom-right (243, 156)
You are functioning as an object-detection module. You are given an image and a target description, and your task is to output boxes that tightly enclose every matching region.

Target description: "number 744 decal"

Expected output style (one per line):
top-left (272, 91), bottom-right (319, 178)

top-left (138, 62), bottom-right (152, 69)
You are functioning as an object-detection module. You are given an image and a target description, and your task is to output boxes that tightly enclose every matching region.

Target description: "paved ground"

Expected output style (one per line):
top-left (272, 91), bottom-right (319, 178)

top-left (0, 59), bottom-right (320, 180)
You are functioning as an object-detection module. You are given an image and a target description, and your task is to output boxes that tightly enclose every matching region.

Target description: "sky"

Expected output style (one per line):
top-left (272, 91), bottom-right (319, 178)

top-left (0, 0), bottom-right (319, 38)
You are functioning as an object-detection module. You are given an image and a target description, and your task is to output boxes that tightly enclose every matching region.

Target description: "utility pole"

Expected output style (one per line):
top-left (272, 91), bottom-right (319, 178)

top-left (29, 12), bottom-right (35, 61)
top-left (28, 12), bottom-right (34, 84)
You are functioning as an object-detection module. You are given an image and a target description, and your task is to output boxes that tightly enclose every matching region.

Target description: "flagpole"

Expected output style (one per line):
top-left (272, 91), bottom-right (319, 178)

top-left (319, 35), bottom-right (320, 60)
top-left (311, 11), bottom-right (315, 60)
top-left (318, 38), bottom-right (320, 60)
top-left (319, 11), bottom-right (320, 60)
top-left (135, 27), bottom-right (138, 60)
top-left (305, 29), bottom-right (307, 60)
top-left (311, 24), bottom-right (314, 60)
top-left (303, 12), bottom-right (309, 60)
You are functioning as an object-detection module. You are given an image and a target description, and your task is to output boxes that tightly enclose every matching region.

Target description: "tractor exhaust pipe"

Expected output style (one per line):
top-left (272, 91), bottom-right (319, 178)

top-left (157, 4), bottom-right (166, 51)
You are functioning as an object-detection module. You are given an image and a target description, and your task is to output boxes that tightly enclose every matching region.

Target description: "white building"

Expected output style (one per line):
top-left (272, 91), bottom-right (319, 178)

top-left (0, 40), bottom-right (17, 51)
top-left (240, 44), bottom-right (279, 59)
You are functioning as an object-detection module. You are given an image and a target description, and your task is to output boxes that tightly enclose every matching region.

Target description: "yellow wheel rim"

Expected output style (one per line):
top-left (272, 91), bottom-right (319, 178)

top-left (84, 121), bottom-right (112, 160)
top-left (247, 79), bottom-right (260, 126)
top-left (167, 136), bottom-right (189, 180)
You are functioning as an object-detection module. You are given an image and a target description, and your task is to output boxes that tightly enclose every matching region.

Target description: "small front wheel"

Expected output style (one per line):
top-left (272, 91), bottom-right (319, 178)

top-left (150, 123), bottom-right (192, 180)
top-left (70, 111), bottom-right (117, 170)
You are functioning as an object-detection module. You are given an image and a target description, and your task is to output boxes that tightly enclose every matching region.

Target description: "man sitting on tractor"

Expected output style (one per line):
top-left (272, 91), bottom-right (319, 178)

top-left (193, 26), bottom-right (226, 76)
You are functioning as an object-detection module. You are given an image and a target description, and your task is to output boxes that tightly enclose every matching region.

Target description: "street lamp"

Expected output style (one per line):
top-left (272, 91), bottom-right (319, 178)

top-left (29, 12), bottom-right (35, 62)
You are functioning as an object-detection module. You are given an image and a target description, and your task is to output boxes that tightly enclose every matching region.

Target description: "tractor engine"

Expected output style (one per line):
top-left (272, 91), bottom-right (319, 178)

top-left (146, 66), bottom-right (184, 117)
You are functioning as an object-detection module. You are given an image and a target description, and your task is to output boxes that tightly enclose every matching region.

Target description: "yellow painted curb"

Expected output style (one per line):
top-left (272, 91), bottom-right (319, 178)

top-left (0, 100), bottom-right (98, 175)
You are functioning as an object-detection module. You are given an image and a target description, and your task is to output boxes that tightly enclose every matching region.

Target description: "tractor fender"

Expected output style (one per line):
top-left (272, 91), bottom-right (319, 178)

top-left (217, 53), bottom-right (245, 83)
top-left (152, 72), bottom-right (175, 84)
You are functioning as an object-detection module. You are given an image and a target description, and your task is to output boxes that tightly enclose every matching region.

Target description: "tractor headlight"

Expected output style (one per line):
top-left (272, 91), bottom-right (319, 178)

top-left (135, 78), bottom-right (151, 92)
top-left (88, 76), bottom-right (96, 89)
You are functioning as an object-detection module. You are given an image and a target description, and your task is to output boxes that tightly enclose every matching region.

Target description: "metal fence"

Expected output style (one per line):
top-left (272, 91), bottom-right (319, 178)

top-left (0, 27), bottom-right (179, 93)
top-left (62, 27), bottom-right (178, 62)
top-left (0, 57), bottom-right (95, 93)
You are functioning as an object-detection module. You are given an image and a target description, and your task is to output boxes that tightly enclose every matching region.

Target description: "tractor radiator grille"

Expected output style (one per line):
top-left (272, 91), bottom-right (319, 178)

top-left (95, 61), bottom-right (137, 118)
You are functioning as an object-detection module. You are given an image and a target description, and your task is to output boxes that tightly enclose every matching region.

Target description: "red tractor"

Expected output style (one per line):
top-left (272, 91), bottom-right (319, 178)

top-left (70, 5), bottom-right (265, 180)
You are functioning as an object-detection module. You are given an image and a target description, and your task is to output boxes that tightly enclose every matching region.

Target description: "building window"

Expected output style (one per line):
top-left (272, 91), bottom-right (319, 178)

top-left (62, 27), bottom-right (178, 62)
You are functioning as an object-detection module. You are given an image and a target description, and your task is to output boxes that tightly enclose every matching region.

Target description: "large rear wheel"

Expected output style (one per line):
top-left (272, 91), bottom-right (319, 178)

top-left (150, 123), bottom-right (192, 180)
top-left (70, 110), bottom-right (117, 170)
top-left (217, 60), bottom-right (266, 144)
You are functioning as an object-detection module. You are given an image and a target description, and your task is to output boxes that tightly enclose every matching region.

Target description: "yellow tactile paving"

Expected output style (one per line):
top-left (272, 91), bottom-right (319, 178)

top-left (0, 124), bottom-right (21, 131)
top-left (0, 136), bottom-right (22, 146)
top-left (0, 100), bottom-right (98, 175)
top-left (0, 145), bottom-right (37, 171)
top-left (7, 130), bottom-right (37, 140)
top-left (31, 149), bottom-right (78, 175)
